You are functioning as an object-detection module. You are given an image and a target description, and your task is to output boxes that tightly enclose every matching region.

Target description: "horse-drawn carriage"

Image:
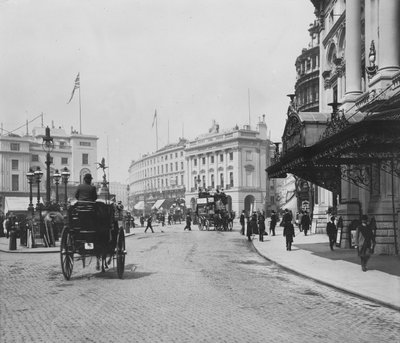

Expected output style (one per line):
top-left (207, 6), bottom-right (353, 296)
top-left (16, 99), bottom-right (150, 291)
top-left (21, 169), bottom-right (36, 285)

top-left (60, 200), bottom-right (126, 280)
top-left (195, 190), bottom-right (233, 231)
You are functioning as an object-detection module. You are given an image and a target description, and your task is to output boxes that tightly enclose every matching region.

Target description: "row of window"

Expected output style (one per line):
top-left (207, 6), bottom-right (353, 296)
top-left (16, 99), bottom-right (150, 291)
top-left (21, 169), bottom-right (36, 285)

top-left (193, 152), bottom-right (233, 166)
top-left (10, 153), bottom-right (89, 172)
top-left (8, 141), bottom-right (90, 152)
top-left (141, 151), bottom-right (184, 168)
top-left (194, 172), bottom-right (234, 189)
top-left (143, 174), bottom-right (185, 189)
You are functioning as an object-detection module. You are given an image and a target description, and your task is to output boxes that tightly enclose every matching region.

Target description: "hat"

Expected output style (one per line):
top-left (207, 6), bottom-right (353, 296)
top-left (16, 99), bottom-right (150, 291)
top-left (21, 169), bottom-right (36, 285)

top-left (84, 173), bottom-right (93, 181)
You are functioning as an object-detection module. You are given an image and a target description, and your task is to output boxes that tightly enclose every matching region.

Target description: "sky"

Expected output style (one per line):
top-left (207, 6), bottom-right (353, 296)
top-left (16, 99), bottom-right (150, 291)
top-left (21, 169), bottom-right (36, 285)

top-left (0, 0), bottom-right (316, 183)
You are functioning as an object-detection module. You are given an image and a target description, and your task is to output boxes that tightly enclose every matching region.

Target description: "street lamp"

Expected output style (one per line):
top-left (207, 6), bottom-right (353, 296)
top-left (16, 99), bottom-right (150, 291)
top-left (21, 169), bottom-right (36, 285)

top-left (61, 167), bottom-right (70, 208)
top-left (53, 169), bottom-right (61, 204)
top-left (34, 166), bottom-right (43, 209)
top-left (26, 168), bottom-right (35, 213)
top-left (42, 126), bottom-right (54, 206)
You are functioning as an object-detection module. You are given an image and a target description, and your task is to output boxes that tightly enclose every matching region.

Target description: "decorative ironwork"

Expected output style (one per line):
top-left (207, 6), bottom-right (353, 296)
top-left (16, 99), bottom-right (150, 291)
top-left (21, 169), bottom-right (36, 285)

top-left (340, 164), bottom-right (372, 190)
top-left (320, 102), bottom-right (350, 140)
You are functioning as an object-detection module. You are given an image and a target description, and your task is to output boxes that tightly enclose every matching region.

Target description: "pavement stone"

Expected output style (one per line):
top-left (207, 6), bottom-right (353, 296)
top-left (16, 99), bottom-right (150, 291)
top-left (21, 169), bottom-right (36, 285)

top-left (1, 222), bottom-right (399, 311)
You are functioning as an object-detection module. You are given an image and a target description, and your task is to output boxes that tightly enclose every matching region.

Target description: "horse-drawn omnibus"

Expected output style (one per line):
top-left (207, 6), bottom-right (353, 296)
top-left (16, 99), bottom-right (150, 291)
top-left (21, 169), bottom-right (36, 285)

top-left (195, 190), bottom-right (233, 231)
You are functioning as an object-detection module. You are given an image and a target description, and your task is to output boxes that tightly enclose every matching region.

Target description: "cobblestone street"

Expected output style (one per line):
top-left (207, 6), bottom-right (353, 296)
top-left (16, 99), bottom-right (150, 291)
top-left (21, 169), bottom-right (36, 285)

top-left (1, 225), bottom-right (399, 343)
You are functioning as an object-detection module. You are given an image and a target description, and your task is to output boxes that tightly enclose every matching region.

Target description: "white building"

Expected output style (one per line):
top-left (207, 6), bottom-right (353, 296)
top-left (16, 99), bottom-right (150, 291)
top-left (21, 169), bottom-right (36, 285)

top-left (0, 124), bottom-right (98, 214)
top-left (185, 118), bottom-right (274, 216)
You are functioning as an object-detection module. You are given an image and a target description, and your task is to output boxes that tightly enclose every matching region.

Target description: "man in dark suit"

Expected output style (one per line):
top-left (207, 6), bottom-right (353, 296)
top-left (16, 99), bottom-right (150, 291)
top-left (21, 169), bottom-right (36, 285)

top-left (75, 173), bottom-right (97, 202)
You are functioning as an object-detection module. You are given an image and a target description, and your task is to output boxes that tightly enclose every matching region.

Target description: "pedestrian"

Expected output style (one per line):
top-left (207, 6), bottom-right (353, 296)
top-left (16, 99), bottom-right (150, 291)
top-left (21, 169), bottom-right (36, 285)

top-left (258, 212), bottom-right (266, 242)
top-left (246, 214), bottom-right (252, 241)
top-left (184, 212), bottom-right (192, 231)
top-left (355, 215), bottom-right (376, 272)
top-left (239, 210), bottom-right (245, 235)
top-left (249, 212), bottom-right (258, 239)
top-left (168, 213), bottom-right (172, 225)
top-left (301, 211), bottom-right (311, 236)
top-left (140, 215), bottom-right (145, 227)
top-left (326, 216), bottom-right (337, 250)
top-left (145, 215), bottom-right (154, 233)
top-left (283, 220), bottom-right (295, 251)
top-left (269, 210), bottom-right (277, 236)
top-left (297, 210), bottom-right (304, 232)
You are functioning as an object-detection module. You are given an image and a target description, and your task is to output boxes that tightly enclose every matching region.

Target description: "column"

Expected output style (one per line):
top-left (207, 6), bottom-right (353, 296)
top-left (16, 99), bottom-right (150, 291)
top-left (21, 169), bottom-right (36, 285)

top-left (344, 0), bottom-right (362, 101)
top-left (378, 0), bottom-right (400, 74)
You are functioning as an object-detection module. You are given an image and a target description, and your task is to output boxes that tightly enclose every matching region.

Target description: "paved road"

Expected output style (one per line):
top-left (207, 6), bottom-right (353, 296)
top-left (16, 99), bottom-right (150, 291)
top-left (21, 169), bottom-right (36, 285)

top-left (1, 225), bottom-right (399, 343)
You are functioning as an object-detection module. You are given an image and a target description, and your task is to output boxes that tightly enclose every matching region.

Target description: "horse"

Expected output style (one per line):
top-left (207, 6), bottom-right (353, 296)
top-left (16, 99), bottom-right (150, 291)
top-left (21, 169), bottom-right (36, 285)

top-left (43, 211), bottom-right (64, 247)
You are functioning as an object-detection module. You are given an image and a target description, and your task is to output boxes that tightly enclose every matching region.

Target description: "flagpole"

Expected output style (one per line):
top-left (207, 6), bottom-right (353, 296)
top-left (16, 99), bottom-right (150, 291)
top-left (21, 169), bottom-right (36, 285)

top-left (156, 110), bottom-right (159, 151)
top-left (167, 119), bottom-right (170, 145)
top-left (79, 75), bottom-right (82, 134)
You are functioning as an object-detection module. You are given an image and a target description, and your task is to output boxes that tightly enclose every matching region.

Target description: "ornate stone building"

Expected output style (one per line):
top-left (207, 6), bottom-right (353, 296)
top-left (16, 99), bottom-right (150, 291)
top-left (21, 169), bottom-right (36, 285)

top-left (185, 118), bottom-right (274, 216)
top-left (268, 0), bottom-right (400, 254)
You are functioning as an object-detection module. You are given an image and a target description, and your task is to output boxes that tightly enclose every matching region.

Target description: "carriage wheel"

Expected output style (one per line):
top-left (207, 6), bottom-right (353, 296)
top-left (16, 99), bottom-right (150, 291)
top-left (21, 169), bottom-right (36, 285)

top-left (60, 227), bottom-right (74, 280)
top-left (116, 229), bottom-right (126, 279)
top-left (205, 219), bottom-right (210, 231)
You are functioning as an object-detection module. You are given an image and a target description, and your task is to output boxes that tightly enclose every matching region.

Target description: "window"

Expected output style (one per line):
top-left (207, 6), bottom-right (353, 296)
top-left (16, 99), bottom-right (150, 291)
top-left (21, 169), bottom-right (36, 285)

top-left (220, 173), bottom-right (224, 188)
top-left (229, 152), bottom-right (233, 161)
top-left (246, 171), bottom-right (253, 187)
top-left (211, 174), bottom-right (215, 188)
top-left (165, 155), bottom-right (168, 160)
top-left (175, 162), bottom-right (178, 171)
top-left (246, 151), bottom-right (252, 161)
top-left (181, 162), bottom-right (184, 170)
top-left (82, 153), bottom-right (88, 165)
top-left (170, 154), bottom-right (173, 159)
top-left (11, 160), bottom-right (18, 170)
top-left (180, 151), bottom-right (183, 157)
top-left (181, 175), bottom-right (184, 185)
top-left (79, 141), bottom-right (91, 146)
top-left (12, 175), bottom-right (19, 191)
top-left (166, 164), bottom-right (168, 173)
top-left (10, 143), bottom-right (20, 151)
top-left (211, 156), bottom-right (214, 163)
top-left (175, 152), bottom-right (178, 158)
top-left (230, 172), bottom-right (234, 187)
top-left (202, 157), bottom-right (206, 165)
top-left (220, 154), bottom-right (223, 162)
top-left (59, 141), bottom-right (66, 149)
top-left (194, 159), bottom-right (197, 167)
top-left (170, 163), bottom-right (173, 171)
top-left (32, 154), bottom-right (39, 162)
top-left (61, 157), bottom-right (68, 165)
top-left (161, 165), bottom-right (164, 173)
top-left (202, 175), bottom-right (206, 188)
top-left (175, 176), bottom-right (178, 185)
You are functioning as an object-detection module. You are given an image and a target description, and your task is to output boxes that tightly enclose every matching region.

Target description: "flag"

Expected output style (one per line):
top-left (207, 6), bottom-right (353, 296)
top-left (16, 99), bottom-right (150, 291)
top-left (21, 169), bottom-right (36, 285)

top-left (67, 73), bottom-right (80, 104)
top-left (152, 109), bottom-right (157, 128)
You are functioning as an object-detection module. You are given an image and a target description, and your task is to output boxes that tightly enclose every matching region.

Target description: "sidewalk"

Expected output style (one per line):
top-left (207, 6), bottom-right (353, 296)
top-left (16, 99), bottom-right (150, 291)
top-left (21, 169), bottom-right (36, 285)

top-left (251, 226), bottom-right (400, 311)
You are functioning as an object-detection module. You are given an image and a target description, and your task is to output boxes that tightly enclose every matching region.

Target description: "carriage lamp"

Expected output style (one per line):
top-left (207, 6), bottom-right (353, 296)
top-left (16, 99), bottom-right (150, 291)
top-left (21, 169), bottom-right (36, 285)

top-left (61, 167), bottom-right (70, 208)
top-left (34, 167), bottom-right (43, 210)
top-left (53, 169), bottom-right (61, 204)
top-left (26, 168), bottom-right (35, 213)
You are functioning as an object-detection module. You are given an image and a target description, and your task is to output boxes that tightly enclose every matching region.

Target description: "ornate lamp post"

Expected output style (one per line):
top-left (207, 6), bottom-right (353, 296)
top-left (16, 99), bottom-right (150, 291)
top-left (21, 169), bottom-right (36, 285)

top-left (34, 167), bottom-right (43, 209)
top-left (61, 167), bottom-right (70, 208)
top-left (42, 126), bottom-right (54, 206)
top-left (53, 169), bottom-right (61, 204)
top-left (26, 168), bottom-right (35, 214)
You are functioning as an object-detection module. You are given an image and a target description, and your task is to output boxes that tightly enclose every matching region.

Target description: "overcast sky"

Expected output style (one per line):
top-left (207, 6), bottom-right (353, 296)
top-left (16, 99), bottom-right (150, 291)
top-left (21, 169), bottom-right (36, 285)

top-left (0, 0), bottom-right (315, 183)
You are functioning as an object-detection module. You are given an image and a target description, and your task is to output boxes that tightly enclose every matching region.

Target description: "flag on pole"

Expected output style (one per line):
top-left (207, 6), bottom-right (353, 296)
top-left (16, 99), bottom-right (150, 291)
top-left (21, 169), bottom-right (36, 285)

top-left (152, 109), bottom-right (157, 128)
top-left (67, 73), bottom-right (80, 104)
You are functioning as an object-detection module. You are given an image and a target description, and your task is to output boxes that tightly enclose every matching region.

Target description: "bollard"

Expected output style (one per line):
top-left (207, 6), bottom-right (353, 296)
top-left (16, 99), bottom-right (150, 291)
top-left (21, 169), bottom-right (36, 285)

top-left (9, 230), bottom-right (17, 250)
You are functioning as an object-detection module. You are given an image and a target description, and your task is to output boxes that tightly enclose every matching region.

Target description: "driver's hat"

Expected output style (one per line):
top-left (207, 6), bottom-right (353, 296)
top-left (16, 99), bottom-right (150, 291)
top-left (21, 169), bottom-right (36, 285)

top-left (84, 173), bottom-right (93, 181)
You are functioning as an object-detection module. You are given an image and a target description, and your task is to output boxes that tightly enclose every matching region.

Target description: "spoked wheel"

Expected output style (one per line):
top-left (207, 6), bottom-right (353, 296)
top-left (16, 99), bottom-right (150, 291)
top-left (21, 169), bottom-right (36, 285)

top-left (116, 229), bottom-right (126, 279)
top-left (204, 219), bottom-right (210, 231)
top-left (60, 226), bottom-right (74, 280)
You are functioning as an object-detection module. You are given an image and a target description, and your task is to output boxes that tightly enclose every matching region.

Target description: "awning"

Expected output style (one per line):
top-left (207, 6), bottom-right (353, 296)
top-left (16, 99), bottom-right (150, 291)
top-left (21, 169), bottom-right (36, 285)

top-left (133, 201), bottom-right (144, 210)
top-left (4, 197), bottom-right (43, 213)
top-left (152, 199), bottom-right (165, 210)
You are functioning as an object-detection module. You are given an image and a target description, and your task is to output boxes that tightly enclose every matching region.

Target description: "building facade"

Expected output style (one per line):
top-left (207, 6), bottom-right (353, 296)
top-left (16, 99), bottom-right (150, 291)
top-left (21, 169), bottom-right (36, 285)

top-left (0, 124), bottom-right (98, 214)
top-left (128, 139), bottom-right (187, 214)
top-left (184, 118), bottom-right (274, 216)
top-left (268, 0), bottom-right (400, 254)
